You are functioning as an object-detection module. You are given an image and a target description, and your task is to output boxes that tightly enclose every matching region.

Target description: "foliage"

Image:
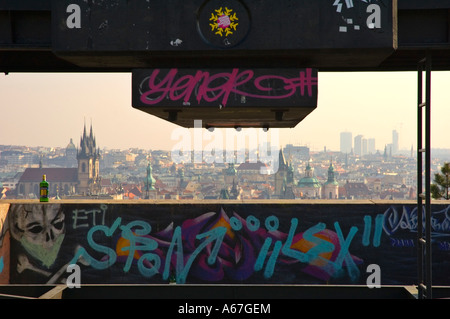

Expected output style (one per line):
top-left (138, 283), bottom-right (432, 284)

top-left (431, 162), bottom-right (450, 200)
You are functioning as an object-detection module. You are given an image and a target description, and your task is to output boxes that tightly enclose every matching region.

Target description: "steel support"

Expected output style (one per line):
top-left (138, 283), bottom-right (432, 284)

top-left (417, 54), bottom-right (432, 299)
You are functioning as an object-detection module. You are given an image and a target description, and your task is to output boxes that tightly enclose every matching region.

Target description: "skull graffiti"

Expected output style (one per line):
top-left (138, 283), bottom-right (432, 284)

top-left (10, 204), bottom-right (65, 268)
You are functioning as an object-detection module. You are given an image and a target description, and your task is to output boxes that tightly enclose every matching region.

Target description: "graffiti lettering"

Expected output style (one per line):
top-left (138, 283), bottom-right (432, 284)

top-left (383, 206), bottom-right (417, 235)
top-left (71, 217), bottom-right (228, 282)
top-left (5, 204), bottom-right (450, 285)
top-left (70, 217), bottom-right (121, 269)
top-left (362, 214), bottom-right (383, 247)
top-left (334, 222), bottom-right (359, 281)
top-left (164, 225), bottom-right (227, 284)
top-left (119, 220), bottom-right (159, 277)
top-left (390, 238), bottom-right (414, 248)
top-left (281, 218), bottom-right (309, 263)
top-left (139, 68), bottom-right (317, 107)
top-left (383, 205), bottom-right (450, 237)
top-left (70, 212), bottom-right (368, 283)
top-left (72, 204), bottom-right (107, 229)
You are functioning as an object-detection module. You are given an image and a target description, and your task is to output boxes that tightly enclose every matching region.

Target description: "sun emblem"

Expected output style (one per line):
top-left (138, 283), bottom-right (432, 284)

top-left (209, 7), bottom-right (239, 37)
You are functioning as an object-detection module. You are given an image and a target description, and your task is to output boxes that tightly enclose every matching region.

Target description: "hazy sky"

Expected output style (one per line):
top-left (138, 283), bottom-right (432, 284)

top-left (1, 71), bottom-right (449, 152)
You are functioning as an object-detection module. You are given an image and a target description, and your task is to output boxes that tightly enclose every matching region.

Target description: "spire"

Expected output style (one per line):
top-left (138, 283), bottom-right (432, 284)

top-left (146, 161), bottom-right (156, 192)
top-left (219, 188), bottom-right (230, 199)
top-left (83, 118), bottom-right (87, 138)
top-left (287, 161), bottom-right (294, 184)
top-left (226, 163), bottom-right (236, 176)
top-left (325, 159), bottom-right (338, 186)
top-left (78, 120), bottom-right (99, 158)
top-left (230, 178), bottom-right (239, 199)
top-left (305, 161), bottom-right (312, 177)
top-left (278, 148), bottom-right (287, 170)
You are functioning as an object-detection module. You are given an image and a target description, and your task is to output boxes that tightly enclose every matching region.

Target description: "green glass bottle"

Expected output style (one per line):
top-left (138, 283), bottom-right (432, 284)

top-left (40, 174), bottom-right (49, 202)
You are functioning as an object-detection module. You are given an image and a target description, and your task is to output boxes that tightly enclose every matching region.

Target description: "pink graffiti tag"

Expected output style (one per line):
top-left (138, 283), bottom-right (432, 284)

top-left (139, 68), bottom-right (317, 107)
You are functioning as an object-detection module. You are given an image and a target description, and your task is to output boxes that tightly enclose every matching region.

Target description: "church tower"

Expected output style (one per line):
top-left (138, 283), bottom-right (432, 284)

top-left (223, 163), bottom-right (240, 199)
top-left (145, 160), bottom-right (157, 199)
top-left (297, 162), bottom-right (322, 198)
top-left (323, 160), bottom-right (339, 199)
top-left (273, 148), bottom-right (295, 199)
top-left (77, 122), bottom-right (101, 195)
top-left (224, 163), bottom-right (237, 185)
top-left (274, 148), bottom-right (288, 198)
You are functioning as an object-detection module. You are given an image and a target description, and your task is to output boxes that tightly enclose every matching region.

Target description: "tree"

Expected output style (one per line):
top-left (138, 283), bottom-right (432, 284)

top-left (431, 162), bottom-right (450, 199)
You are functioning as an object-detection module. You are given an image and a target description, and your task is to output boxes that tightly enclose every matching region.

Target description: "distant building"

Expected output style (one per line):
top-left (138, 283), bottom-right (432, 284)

top-left (236, 161), bottom-right (269, 182)
top-left (144, 161), bottom-right (157, 199)
top-left (222, 163), bottom-right (240, 199)
top-left (16, 123), bottom-right (102, 198)
top-left (362, 138), bottom-right (368, 156)
top-left (224, 163), bottom-right (237, 185)
top-left (354, 135), bottom-right (363, 156)
top-left (322, 161), bottom-right (339, 199)
top-left (229, 179), bottom-right (240, 199)
top-left (47, 138), bottom-right (78, 168)
top-left (177, 167), bottom-right (188, 191)
top-left (392, 130), bottom-right (399, 155)
top-left (283, 144), bottom-right (310, 160)
top-left (297, 162), bottom-right (322, 198)
top-left (368, 138), bottom-right (376, 154)
top-left (340, 132), bottom-right (352, 154)
top-left (0, 150), bottom-right (34, 166)
top-left (274, 149), bottom-right (287, 198)
top-left (273, 149), bottom-right (295, 199)
top-left (76, 123), bottom-right (101, 195)
top-left (16, 166), bottom-right (78, 198)
top-left (65, 138), bottom-right (77, 166)
top-left (341, 181), bottom-right (370, 199)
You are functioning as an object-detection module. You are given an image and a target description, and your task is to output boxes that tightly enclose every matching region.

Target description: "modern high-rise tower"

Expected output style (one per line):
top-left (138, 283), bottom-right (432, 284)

top-left (354, 135), bottom-right (363, 156)
top-left (340, 132), bottom-right (352, 154)
top-left (392, 130), bottom-right (399, 154)
top-left (362, 138), bottom-right (368, 156)
top-left (368, 138), bottom-right (376, 154)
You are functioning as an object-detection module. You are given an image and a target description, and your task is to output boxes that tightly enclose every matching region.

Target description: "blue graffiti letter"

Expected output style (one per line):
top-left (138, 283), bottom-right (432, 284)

top-left (70, 217), bottom-right (122, 269)
top-left (119, 220), bottom-right (160, 276)
top-left (281, 218), bottom-right (309, 263)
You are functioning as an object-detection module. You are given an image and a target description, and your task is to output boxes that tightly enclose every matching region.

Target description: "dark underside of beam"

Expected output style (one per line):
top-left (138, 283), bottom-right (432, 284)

top-left (0, 2), bottom-right (450, 72)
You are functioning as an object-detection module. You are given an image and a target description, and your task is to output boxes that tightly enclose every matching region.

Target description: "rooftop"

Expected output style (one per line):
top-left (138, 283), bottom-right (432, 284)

top-left (18, 168), bottom-right (78, 183)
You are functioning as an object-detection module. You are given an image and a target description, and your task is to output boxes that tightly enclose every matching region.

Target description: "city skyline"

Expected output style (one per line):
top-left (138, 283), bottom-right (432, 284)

top-left (340, 129), bottom-right (400, 156)
top-left (1, 71), bottom-right (450, 153)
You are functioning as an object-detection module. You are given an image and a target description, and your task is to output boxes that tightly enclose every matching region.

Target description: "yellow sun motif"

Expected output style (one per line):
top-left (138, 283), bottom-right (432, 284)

top-left (209, 7), bottom-right (239, 37)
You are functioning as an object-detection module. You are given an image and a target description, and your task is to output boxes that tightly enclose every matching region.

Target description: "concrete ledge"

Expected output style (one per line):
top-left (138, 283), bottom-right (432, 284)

top-left (0, 284), bottom-right (423, 299)
top-left (0, 284), bottom-right (448, 299)
top-left (60, 284), bottom-right (420, 299)
top-left (0, 199), bottom-right (424, 204)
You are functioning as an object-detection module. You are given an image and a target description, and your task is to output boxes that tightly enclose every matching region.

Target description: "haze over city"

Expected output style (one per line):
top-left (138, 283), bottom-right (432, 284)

top-left (1, 71), bottom-right (450, 153)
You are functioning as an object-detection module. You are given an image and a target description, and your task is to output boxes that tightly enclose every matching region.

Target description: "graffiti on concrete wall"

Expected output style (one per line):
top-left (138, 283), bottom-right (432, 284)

top-left (133, 68), bottom-right (318, 109)
top-left (0, 203), bottom-right (448, 285)
top-left (69, 209), bottom-right (376, 284)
